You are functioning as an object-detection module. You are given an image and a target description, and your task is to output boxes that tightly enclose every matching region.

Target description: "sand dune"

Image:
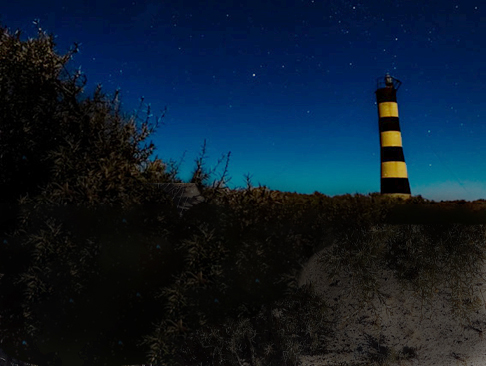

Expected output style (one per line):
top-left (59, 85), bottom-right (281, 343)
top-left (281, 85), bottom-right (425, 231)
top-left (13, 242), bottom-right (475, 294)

top-left (297, 244), bottom-right (486, 366)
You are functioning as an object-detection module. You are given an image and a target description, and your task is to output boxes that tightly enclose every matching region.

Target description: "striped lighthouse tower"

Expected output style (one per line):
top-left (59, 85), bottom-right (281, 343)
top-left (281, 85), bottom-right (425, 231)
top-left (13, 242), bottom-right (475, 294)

top-left (375, 74), bottom-right (411, 200)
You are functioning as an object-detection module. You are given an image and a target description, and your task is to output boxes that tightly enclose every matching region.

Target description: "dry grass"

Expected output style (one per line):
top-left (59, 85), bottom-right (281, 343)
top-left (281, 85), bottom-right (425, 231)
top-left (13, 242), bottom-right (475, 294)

top-left (161, 223), bottom-right (486, 366)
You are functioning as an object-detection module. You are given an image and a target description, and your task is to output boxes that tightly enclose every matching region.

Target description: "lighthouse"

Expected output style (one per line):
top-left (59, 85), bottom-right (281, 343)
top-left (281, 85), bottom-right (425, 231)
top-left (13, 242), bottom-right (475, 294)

top-left (375, 74), bottom-right (411, 200)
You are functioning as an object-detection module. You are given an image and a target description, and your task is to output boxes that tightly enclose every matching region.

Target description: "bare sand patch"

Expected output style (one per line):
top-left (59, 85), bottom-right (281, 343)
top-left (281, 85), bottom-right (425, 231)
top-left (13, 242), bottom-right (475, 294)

top-left (297, 245), bottom-right (486, 366)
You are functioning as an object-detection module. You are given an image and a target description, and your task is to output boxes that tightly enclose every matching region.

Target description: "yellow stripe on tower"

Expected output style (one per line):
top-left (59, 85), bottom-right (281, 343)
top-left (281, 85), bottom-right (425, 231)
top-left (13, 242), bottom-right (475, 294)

top-left (378, 102), bottom-right (399, 118)
top-left (380, 131), bottom-right (403, 146)
top-left (381, 161), bottom-right (408, 178)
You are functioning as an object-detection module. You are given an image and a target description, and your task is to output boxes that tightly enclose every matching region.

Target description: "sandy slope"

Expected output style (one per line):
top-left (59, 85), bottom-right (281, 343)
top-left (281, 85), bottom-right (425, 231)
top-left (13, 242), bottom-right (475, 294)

top-left (297, 245), bottom-right (486, 366)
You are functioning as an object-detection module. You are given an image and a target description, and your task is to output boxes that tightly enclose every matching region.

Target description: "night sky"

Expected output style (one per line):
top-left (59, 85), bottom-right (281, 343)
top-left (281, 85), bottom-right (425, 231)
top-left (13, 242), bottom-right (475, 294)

top-left (1, 0), bottom-right (484, 201)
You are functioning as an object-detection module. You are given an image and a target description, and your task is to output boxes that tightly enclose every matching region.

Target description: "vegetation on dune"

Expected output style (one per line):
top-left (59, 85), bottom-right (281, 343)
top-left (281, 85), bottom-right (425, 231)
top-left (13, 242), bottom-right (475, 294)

top-left (0, 22), bottom-right (186, 365)
top-left (1, 22), bottom-right (486, 366)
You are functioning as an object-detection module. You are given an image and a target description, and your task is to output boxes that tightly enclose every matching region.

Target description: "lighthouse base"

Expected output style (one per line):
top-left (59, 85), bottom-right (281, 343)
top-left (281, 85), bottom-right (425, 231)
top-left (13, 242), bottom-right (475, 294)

top-left (381, 193), bottom-right (412, 201)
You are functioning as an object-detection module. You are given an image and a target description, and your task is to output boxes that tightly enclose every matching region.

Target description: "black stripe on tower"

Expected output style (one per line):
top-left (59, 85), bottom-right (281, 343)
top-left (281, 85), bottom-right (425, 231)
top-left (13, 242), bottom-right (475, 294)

top-left (381, 178), bottom-right (411, 194)
top-left (379, 117), bottom-right (401, 132)
top-left (382, 146), bottom-right (405, 162)
top-left (376, 87), bottom-right (397, 103)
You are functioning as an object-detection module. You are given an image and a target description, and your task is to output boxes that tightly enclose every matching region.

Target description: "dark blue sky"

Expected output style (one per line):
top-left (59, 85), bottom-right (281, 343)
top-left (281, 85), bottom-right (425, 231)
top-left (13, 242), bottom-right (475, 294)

top-left (1, 0), bottom-right (484, 201)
